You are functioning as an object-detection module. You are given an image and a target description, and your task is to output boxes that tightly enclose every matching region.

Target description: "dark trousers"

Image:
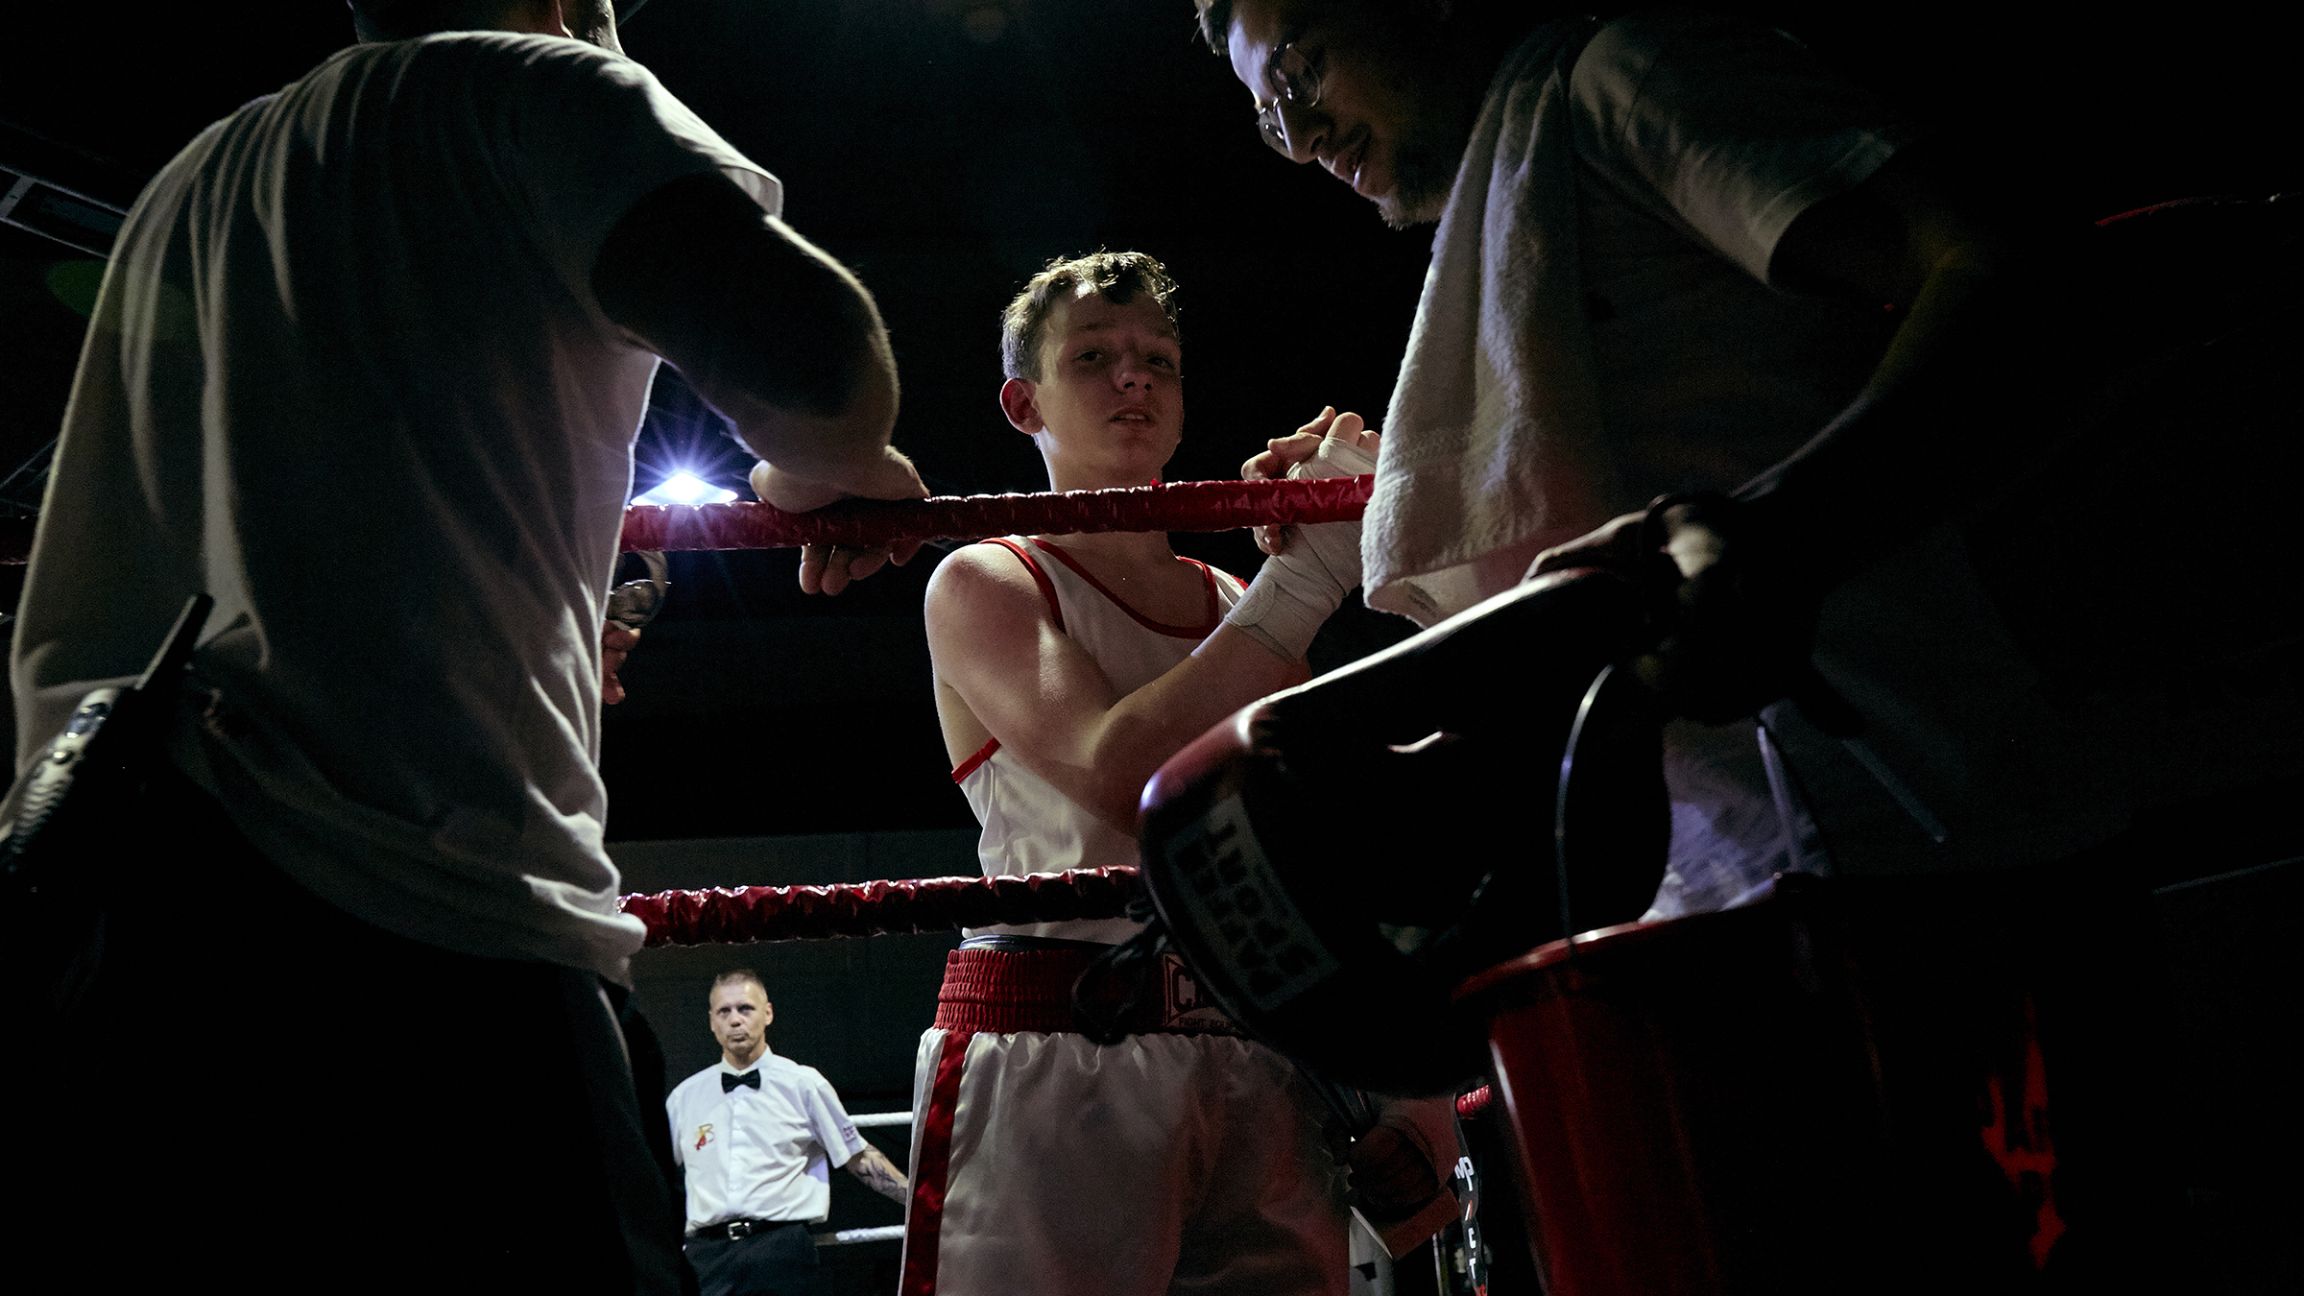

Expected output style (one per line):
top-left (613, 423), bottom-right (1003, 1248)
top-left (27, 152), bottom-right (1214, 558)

top-left (686, 1221), bottom-right (822, 1296)
top-left (4, 769), bottom-right (694, 1295)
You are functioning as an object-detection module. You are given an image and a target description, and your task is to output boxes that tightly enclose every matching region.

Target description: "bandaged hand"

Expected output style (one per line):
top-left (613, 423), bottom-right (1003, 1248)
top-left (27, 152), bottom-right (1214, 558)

top-left (1225, 408), bottom-right (1379, 661)
top-left (1243, 406), bottom-right (1380, 557)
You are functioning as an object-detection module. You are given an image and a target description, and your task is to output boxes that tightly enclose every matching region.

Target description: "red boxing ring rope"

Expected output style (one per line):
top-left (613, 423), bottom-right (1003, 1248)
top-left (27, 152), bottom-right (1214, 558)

top-left (618, 475), bottom-right (1373, 553)
top-left (1456, 1084), bottom-right (1495, 1121)
top-left (0, 476), bottom-right (1372, 565)
top-left (620, 866), bottom-right (1141, 946)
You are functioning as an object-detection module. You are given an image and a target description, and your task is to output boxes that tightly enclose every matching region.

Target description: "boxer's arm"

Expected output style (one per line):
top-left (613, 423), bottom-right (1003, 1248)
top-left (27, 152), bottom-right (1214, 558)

top-left (592, 172), bottom-right (915, 502)
top-left (842, 1143), bottom-right (910, 1204)
top-left (926, 546), bottom-right (1306, 834)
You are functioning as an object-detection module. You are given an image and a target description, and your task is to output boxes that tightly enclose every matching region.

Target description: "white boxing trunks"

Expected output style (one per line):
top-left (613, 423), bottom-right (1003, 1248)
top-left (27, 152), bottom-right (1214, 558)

top-left (898, 938), bottom-right (1349, 1296)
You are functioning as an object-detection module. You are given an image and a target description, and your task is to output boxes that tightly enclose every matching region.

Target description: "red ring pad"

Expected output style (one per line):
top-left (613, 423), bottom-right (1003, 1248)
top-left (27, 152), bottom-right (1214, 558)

top-left (1453, 874), bottom-right (2153, 1292)
top-left (618, 475), bottom-right (1373, 552)
top-left (619, 866), bottom-right (1142, 945)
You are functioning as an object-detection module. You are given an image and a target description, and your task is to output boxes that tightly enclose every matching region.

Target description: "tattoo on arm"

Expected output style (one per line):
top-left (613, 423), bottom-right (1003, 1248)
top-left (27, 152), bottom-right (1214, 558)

top-left (847, 1143), bottom-right (910, 1204)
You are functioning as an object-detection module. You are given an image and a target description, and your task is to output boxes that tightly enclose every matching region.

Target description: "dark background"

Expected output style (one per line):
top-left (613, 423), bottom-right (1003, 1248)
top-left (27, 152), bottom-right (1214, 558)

top-left (2, 3), bottom-right (2296, 1286)
top-left (2, 1), bottom-right (2295, 836)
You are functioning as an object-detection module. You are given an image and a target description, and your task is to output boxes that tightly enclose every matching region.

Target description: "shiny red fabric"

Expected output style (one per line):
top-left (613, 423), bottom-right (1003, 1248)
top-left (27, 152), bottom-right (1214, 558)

top-left (0, 477), bottom-right (1371, 563)
top-left (929, 945), bottom-right (1103, 1035)
top-left (617, 475), bottom-right (1373, 552)
top-left (898, 1023), bottom-right (975, 1296)
top-left (617, 866), bottom-right (1141, 946)
top-left (1455, 1083), bottom-right (1494, 1122)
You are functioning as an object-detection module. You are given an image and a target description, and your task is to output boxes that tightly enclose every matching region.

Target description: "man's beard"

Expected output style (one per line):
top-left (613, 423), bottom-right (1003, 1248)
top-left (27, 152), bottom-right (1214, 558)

top-left (1371, 92), bottom-right (1481, 230)
top-left (1376, 136), bottom-right (1464, 229)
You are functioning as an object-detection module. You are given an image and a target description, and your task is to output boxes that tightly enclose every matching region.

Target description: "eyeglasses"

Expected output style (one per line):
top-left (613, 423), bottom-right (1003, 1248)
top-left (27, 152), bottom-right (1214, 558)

top-left (1255, 42), bottom-right (1322, 156)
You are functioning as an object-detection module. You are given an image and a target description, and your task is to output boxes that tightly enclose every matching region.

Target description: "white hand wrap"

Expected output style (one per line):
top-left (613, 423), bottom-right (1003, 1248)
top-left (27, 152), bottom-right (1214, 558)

top-left (1224, 434), bottom-right (1377, 660)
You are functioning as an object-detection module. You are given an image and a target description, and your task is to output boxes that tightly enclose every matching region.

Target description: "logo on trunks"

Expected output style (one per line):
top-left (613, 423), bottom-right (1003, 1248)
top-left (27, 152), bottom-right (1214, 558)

top-left (695, 1123), bottom-right (714, 1151)
top-left (1160, 793), bottom-right (1338, 1013)
top-left (1166, 954), bottom-right (1204, 1015)
top-left (1159, 951), bottom-right (1238, 1032)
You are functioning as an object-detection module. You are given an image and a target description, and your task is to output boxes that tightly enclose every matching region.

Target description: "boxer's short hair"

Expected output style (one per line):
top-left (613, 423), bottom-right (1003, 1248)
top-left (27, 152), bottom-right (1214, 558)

top-left (1000, 251), bottom-right (1181, 382)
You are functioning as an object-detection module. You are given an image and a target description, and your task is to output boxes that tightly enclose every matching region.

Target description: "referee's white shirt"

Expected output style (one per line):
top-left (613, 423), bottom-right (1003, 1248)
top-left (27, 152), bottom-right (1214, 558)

top-left (666, 1051), bottom-right (869, 1233)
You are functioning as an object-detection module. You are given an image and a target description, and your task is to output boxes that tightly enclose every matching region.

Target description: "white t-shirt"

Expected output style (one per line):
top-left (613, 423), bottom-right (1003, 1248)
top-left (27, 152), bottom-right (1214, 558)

top-left (1379, 12), bottom-right (2280, 907)
top-left (1567, 11), bottom-right (1908, 509)
top-left (1560, 14), bottom-right (2224, 896)
top-left (950, 538), bottom-right (1245, 944)
top-left (666, 1052), bottom-right (869, 1231)
top-left (8, 33), bottom-right (779, 979)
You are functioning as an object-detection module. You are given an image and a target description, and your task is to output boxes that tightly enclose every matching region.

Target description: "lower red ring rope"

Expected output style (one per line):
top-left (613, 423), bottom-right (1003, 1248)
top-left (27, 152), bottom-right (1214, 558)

top-left (619, 866), bottom-right (1141, 946)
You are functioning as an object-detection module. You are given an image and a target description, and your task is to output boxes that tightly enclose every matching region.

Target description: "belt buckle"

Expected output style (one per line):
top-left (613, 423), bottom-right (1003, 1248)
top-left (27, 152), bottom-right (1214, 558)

top-left (727, 1220), bottom-right (757, 1239)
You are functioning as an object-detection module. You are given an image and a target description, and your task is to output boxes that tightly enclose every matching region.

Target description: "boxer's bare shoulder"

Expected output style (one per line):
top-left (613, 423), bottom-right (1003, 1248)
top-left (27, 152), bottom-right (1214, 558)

top-left (925, 540), bottom-right (1117, 786)
top-left (923, 539), bottom-right (1079, 688)
top-left (928, 526), bottom-right (1312, 829)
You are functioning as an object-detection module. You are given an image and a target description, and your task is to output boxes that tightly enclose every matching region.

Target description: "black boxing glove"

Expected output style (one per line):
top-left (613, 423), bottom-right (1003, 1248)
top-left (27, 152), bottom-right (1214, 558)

top-left (1135, 569), bottom-right (1669, 1095)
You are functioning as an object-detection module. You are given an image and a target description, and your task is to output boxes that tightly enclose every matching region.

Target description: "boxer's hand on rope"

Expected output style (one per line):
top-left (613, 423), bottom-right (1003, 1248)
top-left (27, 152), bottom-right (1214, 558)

top-left (750, 450), bottom-right (929, 595)
top-left (1243, 406), bottom-right (1379, 557)
top-left (1528, 493), bottom-right (1819, 724)
top-left (1223, 409), bottom-right (1377, 660)
top-left (601, 622), bottom-right (641, 706)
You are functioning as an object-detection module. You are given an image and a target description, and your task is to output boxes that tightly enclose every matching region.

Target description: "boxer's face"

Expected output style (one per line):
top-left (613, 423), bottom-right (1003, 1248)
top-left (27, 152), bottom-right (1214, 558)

top-left (1008, 292), bottom-right (1183, 486)
top-left (1223, 0), bottom-right (1483, 228)
top-left (708, 980), bottom-right (772, 1063)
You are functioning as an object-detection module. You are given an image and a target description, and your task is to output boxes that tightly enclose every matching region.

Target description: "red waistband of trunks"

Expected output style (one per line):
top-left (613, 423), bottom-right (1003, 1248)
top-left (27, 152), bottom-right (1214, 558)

top-left (932, 944), bottom-right (1242, 1037)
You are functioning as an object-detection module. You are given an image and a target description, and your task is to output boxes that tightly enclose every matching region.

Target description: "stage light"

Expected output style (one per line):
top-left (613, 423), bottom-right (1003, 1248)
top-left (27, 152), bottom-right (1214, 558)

top-left (633, 471), bottom-right (736, 506)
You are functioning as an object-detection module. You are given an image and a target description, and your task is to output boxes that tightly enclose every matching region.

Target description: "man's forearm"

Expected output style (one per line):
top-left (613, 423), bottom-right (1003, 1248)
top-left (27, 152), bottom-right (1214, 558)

top-left (593, 173), bottom-right (901, 477)
top-left (1735, 241), bottom-right (2090, 592)
top-left (847, 1143), bottom-right (909, 1205)
top-left (703, 280), bottom-right (900, 477)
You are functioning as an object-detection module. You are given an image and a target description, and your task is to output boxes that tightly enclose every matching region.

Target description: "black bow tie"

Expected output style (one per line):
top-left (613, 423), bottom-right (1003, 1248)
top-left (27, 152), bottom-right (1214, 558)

top-left (722, 1070), bottom-right (761, 1093)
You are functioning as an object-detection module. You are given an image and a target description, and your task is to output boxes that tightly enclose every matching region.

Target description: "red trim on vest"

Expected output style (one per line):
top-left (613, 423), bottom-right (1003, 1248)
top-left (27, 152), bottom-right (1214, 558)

top-left (1030, 539), bottom-right (1219, 638)
top-left (982, 537), bottom-right (1063, 632)
top-left (946, 538), bottom-right (1051, 786)
top-left (949, 737), bottom-right (1000, 784)
top-left (898, 1027), bottom-right (975, 1296)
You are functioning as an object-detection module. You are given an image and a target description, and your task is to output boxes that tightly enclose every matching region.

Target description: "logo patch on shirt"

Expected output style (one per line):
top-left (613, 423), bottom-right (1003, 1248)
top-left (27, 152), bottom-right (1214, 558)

top-left (694, 1122), bottom-right (714, 1151)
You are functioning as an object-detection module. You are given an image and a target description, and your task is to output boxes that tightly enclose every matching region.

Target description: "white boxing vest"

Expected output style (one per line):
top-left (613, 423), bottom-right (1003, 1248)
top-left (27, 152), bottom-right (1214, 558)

top-left (951, 538), bottom-right (1244, 943)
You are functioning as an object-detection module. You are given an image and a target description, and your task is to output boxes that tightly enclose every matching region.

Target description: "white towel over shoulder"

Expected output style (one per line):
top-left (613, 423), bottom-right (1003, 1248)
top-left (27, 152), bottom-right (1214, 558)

top-left (1364, 22), bottom-right (1617, 627)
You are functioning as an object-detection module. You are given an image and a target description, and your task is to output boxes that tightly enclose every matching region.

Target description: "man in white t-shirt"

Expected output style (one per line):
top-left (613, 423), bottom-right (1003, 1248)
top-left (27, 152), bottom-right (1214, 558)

top-left (1183, 0), bottom-right (2218, 916)
top-left (1149, 9), bottom-right (2284, 1283)
top-left (667, 970), bottom-right (909, 1296)
top-left (900, 251), bottom-right (1453, 1295)
top-left (4, 1), bottom-right (921, 1286)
